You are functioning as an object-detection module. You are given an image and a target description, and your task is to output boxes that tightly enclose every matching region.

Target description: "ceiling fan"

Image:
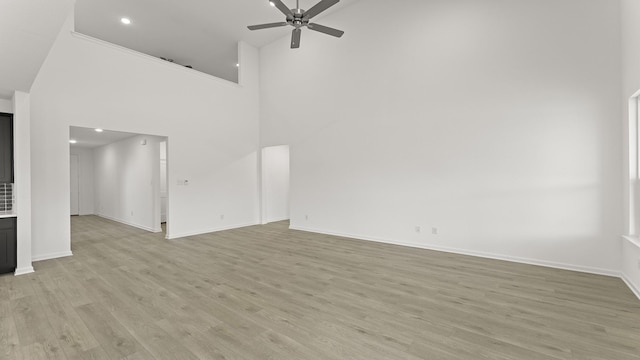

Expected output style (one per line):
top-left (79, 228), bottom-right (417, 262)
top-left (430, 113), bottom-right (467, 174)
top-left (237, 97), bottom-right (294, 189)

top-left (248, 0), bottom-right (344, 49)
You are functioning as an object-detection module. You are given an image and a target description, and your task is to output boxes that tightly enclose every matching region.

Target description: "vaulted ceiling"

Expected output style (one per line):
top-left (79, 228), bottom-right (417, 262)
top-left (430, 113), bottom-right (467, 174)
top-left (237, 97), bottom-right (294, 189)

top-left (0, 0), bottom-right (75, 99)
top-left (0, 0), bottom-right (359, 99)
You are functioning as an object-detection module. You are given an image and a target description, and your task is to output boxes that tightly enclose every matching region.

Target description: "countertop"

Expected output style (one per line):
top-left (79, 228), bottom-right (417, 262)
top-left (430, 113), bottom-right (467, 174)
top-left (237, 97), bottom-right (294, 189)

top-left (0, 211), bottom-right (17, 218)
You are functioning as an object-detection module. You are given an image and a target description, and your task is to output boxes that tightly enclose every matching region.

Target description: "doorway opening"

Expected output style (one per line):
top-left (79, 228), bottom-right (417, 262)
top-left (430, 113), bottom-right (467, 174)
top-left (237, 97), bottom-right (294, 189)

top-left (69, 126), bottom-right (169, 241)
top-left (160, 140), bottom-right (168, 229)
top-left (261, 145), bottom-right (290, 224)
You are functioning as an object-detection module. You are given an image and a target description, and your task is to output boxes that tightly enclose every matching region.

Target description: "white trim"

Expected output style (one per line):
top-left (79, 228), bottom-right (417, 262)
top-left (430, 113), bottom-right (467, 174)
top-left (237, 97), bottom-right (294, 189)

top-left (290, 226), bottom-right (620, 278)
top-left (97, 214), bottom-right (157, 233)
top-left (32, 251), bottom-right (73, 262)
top-left (629, 94), bottom-right (639, 235)
top-left (14, 266), bottom-right (34, 276)
top-left (621, 273), bottom-right (640, 300)
top-left (168, 222), bottom-right (258, 240)
top-left (69, 32), bottom-right (241, 88)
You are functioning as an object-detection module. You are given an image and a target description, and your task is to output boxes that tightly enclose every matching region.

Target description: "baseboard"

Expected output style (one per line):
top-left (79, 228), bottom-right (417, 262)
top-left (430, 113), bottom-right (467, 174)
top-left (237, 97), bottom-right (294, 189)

top-left (97, 214), bottom-right (157, 233)
top-left (168, 222), bottom-right (259, 240)
top-left (14, 266), bottom-right (34, 276)
top-left (32, 251), bottom-right (73, 262)
top-left (621, 273), bottom-right (640, 300)
top-left (290, 225), bottom-right (619, 278)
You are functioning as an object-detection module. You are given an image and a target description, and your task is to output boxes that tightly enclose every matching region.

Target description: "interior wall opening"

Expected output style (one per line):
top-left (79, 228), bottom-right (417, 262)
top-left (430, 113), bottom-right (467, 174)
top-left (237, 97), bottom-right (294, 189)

top-left (160, 140), bottom-right (168, 228)
top-left (69, 126), bottom-right (169, 244)
top-left (261, 145), bottom-right (290, 225)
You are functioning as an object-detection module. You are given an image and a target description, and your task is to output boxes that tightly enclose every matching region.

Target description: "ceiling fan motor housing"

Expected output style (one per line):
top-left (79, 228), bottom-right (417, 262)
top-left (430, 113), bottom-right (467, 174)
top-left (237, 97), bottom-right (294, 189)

top-left (287, 9), bottom-right (309, 28)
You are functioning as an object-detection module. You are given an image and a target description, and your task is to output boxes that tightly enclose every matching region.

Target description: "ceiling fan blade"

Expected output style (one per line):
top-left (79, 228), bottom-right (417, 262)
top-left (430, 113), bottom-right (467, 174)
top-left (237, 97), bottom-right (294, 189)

top-left (307, 23), bottom-right (344, 37)
top-left (291, 28), bottom-right (301, 48)
top-left (270, 0), bottom-right (294, 17)
top-left (303, 0), bottom-right (340, 20)
top-left (247, 22), bottom-right (289, 30)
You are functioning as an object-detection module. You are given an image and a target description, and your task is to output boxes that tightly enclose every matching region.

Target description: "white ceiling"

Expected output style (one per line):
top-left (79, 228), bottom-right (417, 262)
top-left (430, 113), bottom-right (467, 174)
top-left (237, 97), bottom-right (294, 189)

top-left (0, 0), bottom-right (358, 98)
top-left (70, 126), bottom-right (140, 148)
top-left (0, 0), bottom-right (75, 99)
top-left (75, 0), bottom-right (360, 82)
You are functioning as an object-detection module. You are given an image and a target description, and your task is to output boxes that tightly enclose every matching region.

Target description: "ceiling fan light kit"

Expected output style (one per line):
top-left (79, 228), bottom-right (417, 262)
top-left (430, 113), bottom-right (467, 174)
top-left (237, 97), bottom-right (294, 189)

top-left (248, 0), bottom-right (344, 49)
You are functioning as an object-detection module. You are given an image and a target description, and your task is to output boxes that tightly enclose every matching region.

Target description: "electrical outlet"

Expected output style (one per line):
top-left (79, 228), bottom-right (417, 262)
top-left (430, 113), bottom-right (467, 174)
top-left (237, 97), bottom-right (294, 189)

top-left (131, 211), bottom-right (134, 216)
top-left (220, 214), bottom-right (224, 220)
top-left (305, 215), bottom-right (309, 221)
top-left (415, 226), bottom-right (421, 233)
top-left (431, 227), bottom-right (438, 235)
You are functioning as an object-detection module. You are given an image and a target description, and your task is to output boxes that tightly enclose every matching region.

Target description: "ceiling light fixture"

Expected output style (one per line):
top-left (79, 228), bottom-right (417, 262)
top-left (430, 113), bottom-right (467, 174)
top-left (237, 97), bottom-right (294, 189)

top-left (269, 1), bottom-right (275, 6)
top-left (69, 140), bottom-right (77, 144)
top-left (121, 17), bottom-right (131, 25)
top-left (236, 63), bottom-right (240, 67)
top-left (95, 128), bottom-right (104, 132)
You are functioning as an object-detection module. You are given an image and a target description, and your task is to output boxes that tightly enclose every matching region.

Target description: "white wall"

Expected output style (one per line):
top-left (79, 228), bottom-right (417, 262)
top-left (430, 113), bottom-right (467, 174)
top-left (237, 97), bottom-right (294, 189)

top-left (12, 91), bottom-right (33, 275)
top-left (260, 0), bottom-right (623, 274)
top-left (94, 135), bottom-right (162, 232)
top-left (262, 145), bottom-right (290, 223)
top-left (0, 99), bottom-right (12, 113)
top-left (29, 12), bottom-right (261, 260)
top-left (621, 0), bottom-right (640, 298)
top-left (69, 147), bottom-right (94, 215)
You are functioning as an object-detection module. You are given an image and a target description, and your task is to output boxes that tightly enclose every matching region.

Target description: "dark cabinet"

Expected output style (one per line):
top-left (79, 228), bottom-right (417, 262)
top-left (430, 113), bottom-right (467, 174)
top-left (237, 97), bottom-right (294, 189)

top-left (0, 217), bottom-right (16, 274)
top-left (0, 113), bottom-right (13, 183)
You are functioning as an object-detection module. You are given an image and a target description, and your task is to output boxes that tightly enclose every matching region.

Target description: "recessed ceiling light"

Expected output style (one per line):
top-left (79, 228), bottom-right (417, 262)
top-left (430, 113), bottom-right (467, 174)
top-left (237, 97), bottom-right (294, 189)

top-left (69, 139), bottom-right (77, 144)
top-left (121, 17), bottom-right (131, 25)
top-left (95, 128), bottom-right (103, 132)
top-left (269, 1), bottom-right (275, 6)
top-left (236, 63), bottom-right (240, 67)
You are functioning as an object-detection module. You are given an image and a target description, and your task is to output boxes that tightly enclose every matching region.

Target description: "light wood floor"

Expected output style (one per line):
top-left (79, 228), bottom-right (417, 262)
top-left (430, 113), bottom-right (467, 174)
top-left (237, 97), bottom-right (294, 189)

top-left (1, 216), bottom-right (639, 359)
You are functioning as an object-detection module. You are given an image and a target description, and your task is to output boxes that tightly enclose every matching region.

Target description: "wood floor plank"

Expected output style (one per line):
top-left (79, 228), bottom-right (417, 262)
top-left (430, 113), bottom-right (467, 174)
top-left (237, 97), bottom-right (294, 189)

top-left (6, 273), bottom-right (35, 301)
top-left (30, 273), bottom-right (100, 358)
top-left (2, 215), bottom-right (637, 359)
top-left (11, 292), bottom-right (65, 355)
top-left (154, 318), bottom-right (233, 360)
top-left (0, 299), bottom-right (21, 359)
top-left (74, 303), bottom-right (143, 359)
top-left (17, 343), bottom-right (49, 360)
top-left (65, 346), bottom-right (112, 360)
